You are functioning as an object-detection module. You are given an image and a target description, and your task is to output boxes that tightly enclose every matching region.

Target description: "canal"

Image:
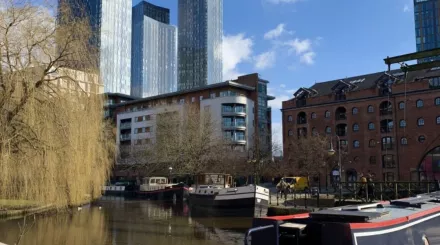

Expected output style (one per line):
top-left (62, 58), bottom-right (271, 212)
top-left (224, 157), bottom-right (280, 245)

top-left (0, 196), bottom-right (251, 245)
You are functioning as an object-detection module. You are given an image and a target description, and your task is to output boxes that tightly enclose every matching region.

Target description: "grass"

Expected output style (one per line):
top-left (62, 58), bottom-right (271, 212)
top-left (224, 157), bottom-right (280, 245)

top-left (0, 200), bottom-right (41, 211)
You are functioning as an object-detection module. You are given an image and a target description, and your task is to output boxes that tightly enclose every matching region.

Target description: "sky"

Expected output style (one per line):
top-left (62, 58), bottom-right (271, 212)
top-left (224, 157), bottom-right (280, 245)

top-left (135, 0), bottom-right (417, 151)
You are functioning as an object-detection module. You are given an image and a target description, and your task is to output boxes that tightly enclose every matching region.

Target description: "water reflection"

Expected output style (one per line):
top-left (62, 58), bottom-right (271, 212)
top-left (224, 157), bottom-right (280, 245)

top-left (0, 196), bottom-right (250, 245)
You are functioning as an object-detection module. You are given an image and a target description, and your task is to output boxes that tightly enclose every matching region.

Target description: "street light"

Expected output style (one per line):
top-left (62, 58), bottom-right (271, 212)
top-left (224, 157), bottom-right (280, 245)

top-left (168, 166), bottom-right (173, 183)
top-left (328, 135), bottom-right (342, 203)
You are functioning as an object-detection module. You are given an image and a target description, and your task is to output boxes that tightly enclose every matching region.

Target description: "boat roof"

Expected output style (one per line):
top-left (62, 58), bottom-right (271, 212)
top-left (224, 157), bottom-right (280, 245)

top-left (267, 192), bottom-right (440, 229)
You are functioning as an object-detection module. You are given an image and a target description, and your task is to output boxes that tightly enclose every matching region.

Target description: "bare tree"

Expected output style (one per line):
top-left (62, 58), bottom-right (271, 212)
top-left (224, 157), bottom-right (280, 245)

top-left (0, 0), bottom-right (114, 207)
top-left (284, 135), bottom-right (330, 181)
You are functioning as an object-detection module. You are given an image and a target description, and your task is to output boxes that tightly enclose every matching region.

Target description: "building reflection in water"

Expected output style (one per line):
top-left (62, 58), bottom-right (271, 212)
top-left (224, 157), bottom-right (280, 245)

top-left (0, 196), bottom-right (250, 245)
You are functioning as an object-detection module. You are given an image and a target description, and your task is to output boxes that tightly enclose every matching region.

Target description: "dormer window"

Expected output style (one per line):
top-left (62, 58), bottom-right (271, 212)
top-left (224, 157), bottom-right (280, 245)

top-left (293, 88), bottom-right (316, 108)
top-left (377, 73), bottom-right (396, 96)
top-left (331, 80), bottom-right (355, 101)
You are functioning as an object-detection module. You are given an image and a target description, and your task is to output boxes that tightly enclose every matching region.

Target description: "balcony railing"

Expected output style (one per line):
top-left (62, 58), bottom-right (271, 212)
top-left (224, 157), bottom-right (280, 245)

top-left (336, 130), bottom-right (347, 137)
top-left (224, 135), bottom-right (246, 142)
top-left (336, 113), bottom-right (347, 120)
top-left (120, 122), bottom-right (132, 130)
top-left (380, 110), bottom-right (393, 116)
top-left (120, 134), bottom-right (131, 141)
top-left (223, 122), bottom-right (246, 127)
top-left (222, 107), bottom-right (246, 114)
top-left (380, 127), bottom-right (392, 133)
top-left (383, 161), bottom-right (396, 169)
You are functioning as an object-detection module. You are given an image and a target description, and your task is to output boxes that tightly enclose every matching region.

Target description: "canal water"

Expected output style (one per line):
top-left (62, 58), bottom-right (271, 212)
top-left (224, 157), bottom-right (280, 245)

top-left (0, 196), bottom-right (251, 245)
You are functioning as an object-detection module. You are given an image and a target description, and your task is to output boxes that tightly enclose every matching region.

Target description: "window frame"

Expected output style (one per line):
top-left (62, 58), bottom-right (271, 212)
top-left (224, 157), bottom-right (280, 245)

top-left (367, 105), bottom-right (374, 113)
top-left (401, 137), bottom-right (408, 145)
top-left (325, 126), bottom-right (331, 134)
top-left (325, 111), bottom-right (331, 118)
top-left (353, 140), bottom-right (360, 148)
top-left (353, 123), bottom-right (360, 132)
top-left (435, 97), bottom-right (440, 106)
top-left (368, 122), bottom-right (375, 130)
top-left (418, 135), bottom-right (426, 143)
top-left (352, 107), bottom-right (359, 115)
top-left (369, 139), bottom-right (376, 148)
top-left (416, 99), bottom-right (424, 108)
top-left (399, 120), bottom-right (406, 128)
top-left (398, 101), bottom-right (405, 110)
top-left (417, 118), bottom-right (425, 126)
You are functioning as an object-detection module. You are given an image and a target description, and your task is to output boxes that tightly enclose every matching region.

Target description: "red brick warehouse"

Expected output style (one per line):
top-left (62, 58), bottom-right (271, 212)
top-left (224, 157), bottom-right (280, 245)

top-left (282, 67), bottom-right (440, 184)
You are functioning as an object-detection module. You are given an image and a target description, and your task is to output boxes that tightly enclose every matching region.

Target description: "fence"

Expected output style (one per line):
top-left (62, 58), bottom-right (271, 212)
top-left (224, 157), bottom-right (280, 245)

top-left (270, 181), bottom-right (439, 209)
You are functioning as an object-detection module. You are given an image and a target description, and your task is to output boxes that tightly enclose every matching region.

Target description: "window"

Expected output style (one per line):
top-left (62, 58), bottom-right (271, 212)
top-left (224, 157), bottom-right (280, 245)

top-left (399, 101), bottom-right (405, 110)
top-left (353, 123), bottom-right (359, 132)
top-left (419, 135), bottom-right (426, 143)
top-left (368, 122), bottom-right (375, 130)
top-left (210, 93), bottom-right (216, 99)
top-left (369, 139), bottom-right (376, 147)
top-left (437, 116), bottom-right (440, 125)
top-left (335, 107), bottom-right (347, 120)
top-left (145, 115), bottom-right (151, 121)
top-left (288, 130), bottom-right (293, 136)
top-left (297, 112), bottom-right (307, 124)
top-left (417, 118), bottom-right (425, 126)
top-left (436, 97), bottom-right (440, 106)
top-left (311, 112), bottom-right (317, 119)
top-left (382, 137), bottom-right (394, 150)
top-left (312, 127), bottom-right (318, 136)
top-left (416, 99), bottom-right (424, 108)
top-left (325, 111), bottom-right (330, 118)
top-left (382, 155), bottom-right (396, 169)
top-left (370, 156), bottom-right (377, 164)
top-left (287, 115), bottom-right (293, 122)
top-left (336, 124), bottom-right (348, 136)
top-left (367, 105), bottom-right (374, 113)
top-left (325, 126), bottom-right (331, 134)
top-left (353, 140), bottom-right (360, 148)
top-left (399, 120), bottom-right (406, 128)
top-left (401, 137), bottom-right (408, 145)
top-left (352, 107), bottom-right (359, 115)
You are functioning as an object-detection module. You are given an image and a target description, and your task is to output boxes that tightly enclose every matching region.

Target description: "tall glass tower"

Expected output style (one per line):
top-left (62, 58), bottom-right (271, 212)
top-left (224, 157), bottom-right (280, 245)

top-left (62, 0), bottom-right (132, 94)
top-left (131, 1), bottom-right (177, 98)
top-left (414, 0), bottom-right (440, 63)
top-left (178, 0), bottom-right (223, 91)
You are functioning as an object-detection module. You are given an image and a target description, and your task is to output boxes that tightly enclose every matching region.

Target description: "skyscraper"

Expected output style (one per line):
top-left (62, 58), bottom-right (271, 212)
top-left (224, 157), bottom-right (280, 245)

top-left (131, 1), bottom-right (178, 98)
top-left (414, 0), bottom-right (440, 63)
top-left (178, 0), bottom-right (223, 91)
top-left (62, 0), bottom-right (132, 94)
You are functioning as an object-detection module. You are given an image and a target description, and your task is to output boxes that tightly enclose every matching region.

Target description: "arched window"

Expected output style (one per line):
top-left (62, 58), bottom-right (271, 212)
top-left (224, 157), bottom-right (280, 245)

top-left (401, 137), bottom-right (408, 145)
top-left (311, 112), bottom-right (317, 119)
top-left (369, 139), bottom-right (376, 147)
top-left (399, 120), bottom-right (406, 128)
top-left (418, 135), bottom-right (426, 143)
top-left (418, 118), bottom-right (425, 126)
top-left (352, 107), bottom-right (359, 115)
top-left (398, 101), bottom-right (405, 110)
top-left (288, 130), bottom-right (293, 136)
top-left (335, 107), bottom-right (347, 120)
top-left (297, 112), bottom-right (307, 124)
top-left (287, 115), bottom-right (293, 122)
top-left (368, 122), bottom-right (375, 130)
top-left (435, 97), bottom-right (440, 106)
top-left (325, 126), bottom-right (331, 134)
top-left (367, 105), bottom-right (374, 113)
top-left (416, 99), bottom-right (424, 108)
top-left (353, 140), bottom-right (360, 148)
top-left (353, 123), bottom-right (359, 132)
top-left (312, 127), bottom-right (318, 135)
top-left (437, 116), bottom-right (440, 125)
top-left (325, 111), bottom-right (330, 118)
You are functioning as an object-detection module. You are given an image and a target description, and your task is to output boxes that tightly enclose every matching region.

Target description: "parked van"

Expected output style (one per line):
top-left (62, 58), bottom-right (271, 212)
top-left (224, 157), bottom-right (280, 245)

top-left (281, 176), bottom-right (309, 192)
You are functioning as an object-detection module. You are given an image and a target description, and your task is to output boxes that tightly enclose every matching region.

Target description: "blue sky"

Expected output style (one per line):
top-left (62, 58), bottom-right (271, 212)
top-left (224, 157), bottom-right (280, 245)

top-left (135, 0), bottom-right (416, 148)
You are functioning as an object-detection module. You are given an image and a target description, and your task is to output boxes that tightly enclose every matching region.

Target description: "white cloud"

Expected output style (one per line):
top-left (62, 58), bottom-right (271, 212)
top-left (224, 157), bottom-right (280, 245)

top-left (271, 122), bottom-right (283, 156)
top-left (280, 84), bottom-right (286, 88)
top-left (254, 51), bottom-right (276, 70)
top-left (264, 23), bottom-right (286, 40)
top-left (285, 38), bottom-right (312, 55)
top-left (222, 33), bottom-right (253, 80)
top-left (300, 51), bottom-right (316, 65)
top-left (268, 94), bottom-right (290, 110)
top-left (267, 0), bottom-right (301, 4)
top-left (403, 4), bottom-right (410, 12)
top-left (287, 89), bottom-right (297, 94)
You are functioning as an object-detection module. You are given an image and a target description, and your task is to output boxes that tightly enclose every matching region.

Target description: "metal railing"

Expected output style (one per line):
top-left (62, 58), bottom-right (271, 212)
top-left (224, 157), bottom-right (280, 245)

top-left (223, 122), bottom-right (246, 127)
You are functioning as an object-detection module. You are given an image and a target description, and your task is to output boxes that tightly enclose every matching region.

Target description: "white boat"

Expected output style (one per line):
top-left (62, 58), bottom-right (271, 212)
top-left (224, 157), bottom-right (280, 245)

top-left (188, 173), bottom-right (270, 217)
top-left (137, 176), bottom-right (189, 201)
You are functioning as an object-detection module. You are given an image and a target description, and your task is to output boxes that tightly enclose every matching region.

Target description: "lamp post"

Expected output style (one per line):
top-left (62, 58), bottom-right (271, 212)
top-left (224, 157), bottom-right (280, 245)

top-left (168, 166), bottom-right (173, 183)
top-left (328, 135), bottom-right (342, 203)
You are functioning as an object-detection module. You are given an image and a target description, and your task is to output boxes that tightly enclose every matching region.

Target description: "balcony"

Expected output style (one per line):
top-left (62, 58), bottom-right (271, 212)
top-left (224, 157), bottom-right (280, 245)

top-left (224, 135), bottom-right (246, 144)
top-left (222, 106), bottom-right (246, 116)
top-left (120, 122), bottom-right (132, 130)
top-left (335, 107), bottom-right (347, 121)
top-left (222, 121), bottom-right (246, 129)
top-left (379, 101), bottom-right (393, 117)
top-left (120, 134), bottom-right (131, 141)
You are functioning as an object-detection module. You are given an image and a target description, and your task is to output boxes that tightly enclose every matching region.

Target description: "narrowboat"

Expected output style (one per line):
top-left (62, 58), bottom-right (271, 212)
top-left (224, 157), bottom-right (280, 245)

top-left (189, 173), bottom-right (270, 217)
top-left (245, 192), bottom-right (440, 245)
top-left (137, 176), bottom-right (189, 202)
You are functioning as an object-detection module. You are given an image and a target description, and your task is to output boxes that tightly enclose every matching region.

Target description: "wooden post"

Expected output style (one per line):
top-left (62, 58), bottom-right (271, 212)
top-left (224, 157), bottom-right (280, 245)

top-left (395, 183), bottom-right (398, 199)
top-left (428, 182), bottom-right (430, 194)
top-left (408, 182), bottom-right (411, 197)
top-left (380, 183), bottom-right (383, 201)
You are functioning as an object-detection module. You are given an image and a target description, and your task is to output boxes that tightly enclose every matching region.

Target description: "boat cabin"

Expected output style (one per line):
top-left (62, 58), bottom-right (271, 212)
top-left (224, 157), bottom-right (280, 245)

top-left (194, 173), bottom-right (233, 188)
top-left (140, 177), bottom-right (172, 192)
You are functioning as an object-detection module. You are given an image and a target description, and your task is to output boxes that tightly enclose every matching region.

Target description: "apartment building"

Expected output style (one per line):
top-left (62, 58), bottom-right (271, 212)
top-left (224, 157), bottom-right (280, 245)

top-left (114, 73), bottom-right (274, 163)
top-left (282, 67), bottom-right (440, 184)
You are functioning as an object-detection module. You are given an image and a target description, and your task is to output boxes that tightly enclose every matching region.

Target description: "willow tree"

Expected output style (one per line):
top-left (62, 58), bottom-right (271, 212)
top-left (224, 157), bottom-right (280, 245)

top-left (0, 0), bottom-right (114, 207)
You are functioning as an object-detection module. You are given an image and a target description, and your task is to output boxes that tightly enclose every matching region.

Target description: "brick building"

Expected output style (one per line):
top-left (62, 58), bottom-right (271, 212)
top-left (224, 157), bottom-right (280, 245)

top-left (113, 73), bottom-right (274, 166)
top-left (282, 67), bottom-right (440, 184)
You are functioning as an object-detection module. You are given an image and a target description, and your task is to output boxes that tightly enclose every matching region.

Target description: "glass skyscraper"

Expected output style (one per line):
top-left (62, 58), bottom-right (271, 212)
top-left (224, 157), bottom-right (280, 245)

top-left (178, 0), bottom-right (223, 91)
top-left (414, 0), bottom-right (440, 63)
top-left (131, 1), bottom-right (177, 98)
top-left (63, 0), bottom-right (132, 94)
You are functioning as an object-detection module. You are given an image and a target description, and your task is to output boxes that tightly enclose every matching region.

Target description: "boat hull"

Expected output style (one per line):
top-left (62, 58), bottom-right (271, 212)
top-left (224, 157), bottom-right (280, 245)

top-left (136, 187), bottom-right (189, 202)
top-left (189, 185), bottom-right (269, 217)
